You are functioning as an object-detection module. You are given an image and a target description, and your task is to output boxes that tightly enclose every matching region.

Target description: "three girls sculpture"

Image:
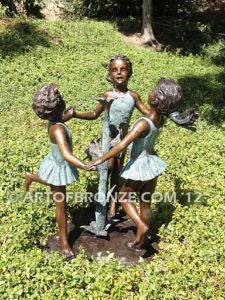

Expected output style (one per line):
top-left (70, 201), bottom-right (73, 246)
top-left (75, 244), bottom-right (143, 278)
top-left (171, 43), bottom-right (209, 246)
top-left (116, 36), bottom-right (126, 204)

top-left (25, 55), bottom-right (198, 259)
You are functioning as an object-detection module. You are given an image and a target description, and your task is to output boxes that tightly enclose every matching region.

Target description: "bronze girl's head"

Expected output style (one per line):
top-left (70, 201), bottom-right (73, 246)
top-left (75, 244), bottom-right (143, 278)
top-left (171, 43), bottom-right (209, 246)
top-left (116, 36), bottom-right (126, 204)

top-left (149, 78), bottom-right (182, 115)
top-left (107, 55), bottom-right (133, 83)
top-left (32, 84), bottom-right (65, 122)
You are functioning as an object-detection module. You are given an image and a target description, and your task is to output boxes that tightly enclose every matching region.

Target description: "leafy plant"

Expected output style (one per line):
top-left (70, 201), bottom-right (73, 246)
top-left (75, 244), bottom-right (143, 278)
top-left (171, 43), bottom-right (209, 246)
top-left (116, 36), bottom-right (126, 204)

top-left (0, 0), bottom-right (45, 16)
top-left (65, 0), bottom-right (142, 18)
top-left (0, 3), bottom-right (8, 18)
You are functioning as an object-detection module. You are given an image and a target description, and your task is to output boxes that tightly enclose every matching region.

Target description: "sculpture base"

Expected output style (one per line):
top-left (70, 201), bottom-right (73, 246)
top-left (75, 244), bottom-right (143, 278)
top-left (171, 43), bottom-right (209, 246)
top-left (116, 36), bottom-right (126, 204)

top-left (44, 208), bottom-right (159, 264)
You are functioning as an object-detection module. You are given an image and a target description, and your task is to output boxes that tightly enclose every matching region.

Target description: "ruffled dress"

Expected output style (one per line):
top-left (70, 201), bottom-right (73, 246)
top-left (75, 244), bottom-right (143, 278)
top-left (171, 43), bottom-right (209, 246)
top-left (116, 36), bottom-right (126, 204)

top-left (38, 122), bottom-right (79, 186)
top-left (120, 117), bottom-right (167, 181)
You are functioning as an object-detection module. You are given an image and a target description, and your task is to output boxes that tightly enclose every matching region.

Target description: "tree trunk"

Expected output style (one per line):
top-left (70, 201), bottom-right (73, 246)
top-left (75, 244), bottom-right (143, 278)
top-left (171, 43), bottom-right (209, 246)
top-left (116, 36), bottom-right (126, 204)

top-left (141, 0), bottom-right (163, 50)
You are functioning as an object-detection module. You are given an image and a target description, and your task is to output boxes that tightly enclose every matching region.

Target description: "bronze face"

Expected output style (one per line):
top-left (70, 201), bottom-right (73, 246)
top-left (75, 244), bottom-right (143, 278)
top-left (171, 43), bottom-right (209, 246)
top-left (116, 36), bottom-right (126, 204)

top-left (109, 59), bottom-right (129, 86)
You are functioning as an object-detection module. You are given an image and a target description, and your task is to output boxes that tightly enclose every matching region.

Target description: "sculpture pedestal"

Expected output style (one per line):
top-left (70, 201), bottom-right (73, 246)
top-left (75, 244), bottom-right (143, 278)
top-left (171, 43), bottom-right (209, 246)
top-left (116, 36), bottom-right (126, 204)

top-left (45, 209), bottom-right (159, 264)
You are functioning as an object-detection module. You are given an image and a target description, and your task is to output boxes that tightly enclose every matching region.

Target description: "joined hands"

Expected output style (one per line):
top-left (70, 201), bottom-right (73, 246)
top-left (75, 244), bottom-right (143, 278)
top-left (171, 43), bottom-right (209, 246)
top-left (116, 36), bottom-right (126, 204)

top-left (85, 160), bottom-right (99, 171)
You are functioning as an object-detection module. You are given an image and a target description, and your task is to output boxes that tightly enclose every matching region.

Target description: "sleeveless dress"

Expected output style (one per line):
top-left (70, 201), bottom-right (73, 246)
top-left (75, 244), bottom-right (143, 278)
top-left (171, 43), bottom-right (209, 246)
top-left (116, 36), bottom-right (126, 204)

top-left (120, 117), bottom-right (167, 181)
top-left (108, 89), bottom-right (135, 141)
top-left (38, 122), bottom-right (79, 186)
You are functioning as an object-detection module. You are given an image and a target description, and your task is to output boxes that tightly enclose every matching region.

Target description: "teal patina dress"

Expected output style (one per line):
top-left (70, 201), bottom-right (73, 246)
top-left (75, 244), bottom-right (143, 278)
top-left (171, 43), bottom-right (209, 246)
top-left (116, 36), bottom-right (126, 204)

top-left (108, 89), bottom-right (135, 141)
top-left (120, 117), bottom-right (167, 181)
top-left (81, 89), bottom-right (136, 236)
top-left (38, 122), bottom-right (79, 186)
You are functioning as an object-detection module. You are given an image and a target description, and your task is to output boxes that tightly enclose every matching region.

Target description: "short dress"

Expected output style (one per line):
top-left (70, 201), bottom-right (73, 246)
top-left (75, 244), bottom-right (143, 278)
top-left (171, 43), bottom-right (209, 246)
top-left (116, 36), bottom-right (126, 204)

top-left (108, 89), bottom-right (135, 140)
top-left (120, 117), bottom-right (167, 181)
top-left (38, 122), bottom-right (79, 186)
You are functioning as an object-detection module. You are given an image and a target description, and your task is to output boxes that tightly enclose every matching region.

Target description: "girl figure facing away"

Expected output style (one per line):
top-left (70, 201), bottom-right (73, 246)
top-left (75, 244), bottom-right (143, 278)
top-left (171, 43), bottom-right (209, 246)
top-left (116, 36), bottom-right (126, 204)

top-left (66, 55), bottom-right (150, 218)
top-left (89, 78), bottom-right (197, 249)
top-left (24, 84), bottom-right (91, 259)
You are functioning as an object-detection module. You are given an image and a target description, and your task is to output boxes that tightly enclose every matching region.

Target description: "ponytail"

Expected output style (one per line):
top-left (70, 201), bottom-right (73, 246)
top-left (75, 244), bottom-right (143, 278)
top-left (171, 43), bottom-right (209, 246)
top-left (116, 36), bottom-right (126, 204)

top-left (169, 109), bottom-right (199, 126)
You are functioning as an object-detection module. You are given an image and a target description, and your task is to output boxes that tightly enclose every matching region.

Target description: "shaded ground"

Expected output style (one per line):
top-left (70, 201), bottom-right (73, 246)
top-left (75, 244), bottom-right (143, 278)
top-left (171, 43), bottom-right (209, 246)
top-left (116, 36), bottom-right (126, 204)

top-left (0, 20), bottom-right (51, 58)
top-left (116, 11), bottom-right (225, 126)
top-left (44, 208), bottom-right (159, 264)
top-left (117, 10), bottom-right (225, 55)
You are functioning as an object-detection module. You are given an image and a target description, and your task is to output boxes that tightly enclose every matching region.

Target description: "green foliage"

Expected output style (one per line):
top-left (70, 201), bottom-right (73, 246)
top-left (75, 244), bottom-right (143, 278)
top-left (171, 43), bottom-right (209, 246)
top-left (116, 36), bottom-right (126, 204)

top-left (0, 18), bottom-right (225, 299)
top-left (0, 3), bottom-right (8, 19)
top-left (154, 13), bottom-right (225, 57)
top-left (154, 0), bottom-right (225, 16)
top-left (65, 0), bottom-right (225, 19)
top-left (177, 0), bottom-right (225, 15)
top-left (0, 0), bottom-right (44, 16)
top-left (1, 0), bottom-right (224, 18)
top-left (202, 39), bottom-right (225, 64)
top-left (66, 0), bottom-right (142, 18)
top-left (0, 20), bottom-right (51, 59)
top-left (165, 22), bottom-right (214, 54)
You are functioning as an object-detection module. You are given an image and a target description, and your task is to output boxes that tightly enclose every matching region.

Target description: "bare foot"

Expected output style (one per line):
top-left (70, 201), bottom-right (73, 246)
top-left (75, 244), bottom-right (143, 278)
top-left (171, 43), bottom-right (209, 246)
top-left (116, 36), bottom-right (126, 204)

top-left (125, 241), bottom-right (145, 253)
top-left (134, 223), bottom-right (148, 246)
top-left (24, 172), bottom-right (33, 191)
top-left (60, 244), bottom-right (75, 260)
top-left (61, 248), bottom-right (75, 260)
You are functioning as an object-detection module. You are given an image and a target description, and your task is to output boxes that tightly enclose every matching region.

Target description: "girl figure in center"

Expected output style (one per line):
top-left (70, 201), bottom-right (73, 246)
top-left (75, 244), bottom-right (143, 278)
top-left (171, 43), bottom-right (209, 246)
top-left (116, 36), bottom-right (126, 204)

top-left (88, 78), bottom-right (196, 249)
top-left (24, 84), bottom-right (92, 259)
top-left (67, 55), bottom-right (151, 218)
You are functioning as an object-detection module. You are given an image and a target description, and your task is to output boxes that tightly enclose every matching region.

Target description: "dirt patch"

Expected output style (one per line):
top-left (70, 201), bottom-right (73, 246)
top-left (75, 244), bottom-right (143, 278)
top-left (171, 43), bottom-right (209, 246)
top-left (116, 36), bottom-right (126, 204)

top-left (118, 32), bottom-right (148, 50)
top-left (118, 32), bottom-right (164, 51)
top-left (40, 0), bottom-right (65, 20)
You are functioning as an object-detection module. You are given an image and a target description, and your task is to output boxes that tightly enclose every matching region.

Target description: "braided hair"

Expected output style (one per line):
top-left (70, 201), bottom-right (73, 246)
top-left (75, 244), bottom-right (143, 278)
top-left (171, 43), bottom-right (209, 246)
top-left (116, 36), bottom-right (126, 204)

top-left (107, 55), bottom-right (133, 83)
top-left (32, 84), bottom-right (64, 122)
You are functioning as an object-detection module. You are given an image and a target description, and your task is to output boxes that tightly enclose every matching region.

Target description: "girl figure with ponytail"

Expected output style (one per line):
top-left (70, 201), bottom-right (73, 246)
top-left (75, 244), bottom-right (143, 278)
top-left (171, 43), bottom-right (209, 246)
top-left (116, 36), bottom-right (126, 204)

top-left (88, 78), bottom-right (198, 249)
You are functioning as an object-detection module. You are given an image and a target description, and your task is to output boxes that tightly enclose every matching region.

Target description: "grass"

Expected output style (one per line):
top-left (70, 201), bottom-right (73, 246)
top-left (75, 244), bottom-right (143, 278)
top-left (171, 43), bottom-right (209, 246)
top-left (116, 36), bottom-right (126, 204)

top-left (0, 17), bottom-right (225, 299)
